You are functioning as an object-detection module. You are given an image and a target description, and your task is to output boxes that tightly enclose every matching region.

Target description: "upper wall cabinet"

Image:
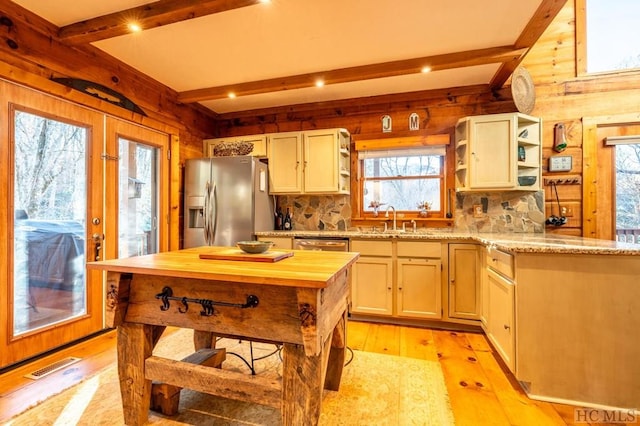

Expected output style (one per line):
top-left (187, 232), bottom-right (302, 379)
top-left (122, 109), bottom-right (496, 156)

top-left (455, 113), bottom-right (541, 192)
top-left (203, 134), bottom-right (267, 157)
top-left (268, 128), bottom-right (350, 195)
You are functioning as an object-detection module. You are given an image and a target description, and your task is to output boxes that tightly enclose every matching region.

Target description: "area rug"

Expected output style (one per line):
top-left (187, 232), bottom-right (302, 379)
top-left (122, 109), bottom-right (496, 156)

top-left (4, 329), bottom-right (454, 426)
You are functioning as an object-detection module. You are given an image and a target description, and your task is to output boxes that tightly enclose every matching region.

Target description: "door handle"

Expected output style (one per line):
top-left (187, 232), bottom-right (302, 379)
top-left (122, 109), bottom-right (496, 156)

top-left (92, 233), bottom-right (102, 261)
top-left (203, 182), bottom-right (212, 245)
top-left (210, 181), bottom-right (218, 244)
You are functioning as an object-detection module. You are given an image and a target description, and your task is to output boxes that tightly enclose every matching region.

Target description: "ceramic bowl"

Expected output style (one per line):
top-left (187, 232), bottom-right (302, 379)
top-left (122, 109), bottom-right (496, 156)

top-left (237, 241), bottom-right (273, 254)
top-left (518, 176), bottom-right (537, 186)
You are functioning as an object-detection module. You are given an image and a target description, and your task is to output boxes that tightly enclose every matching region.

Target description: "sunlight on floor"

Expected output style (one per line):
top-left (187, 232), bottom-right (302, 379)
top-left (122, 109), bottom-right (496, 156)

top-left (52, 373), bottom-right (101, 425)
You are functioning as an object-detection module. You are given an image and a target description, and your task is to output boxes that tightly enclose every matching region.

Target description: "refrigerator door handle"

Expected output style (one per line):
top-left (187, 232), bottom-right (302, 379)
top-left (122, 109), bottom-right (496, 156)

top-left (203, 181), bottom-right (212, 245)
top-left (210, 181), bottom-right (218, 244)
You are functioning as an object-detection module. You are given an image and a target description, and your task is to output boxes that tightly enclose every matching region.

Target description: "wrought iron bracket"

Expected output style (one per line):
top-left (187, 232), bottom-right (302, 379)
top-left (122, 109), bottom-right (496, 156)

top-left (155, 286), bottom-right (259, 317)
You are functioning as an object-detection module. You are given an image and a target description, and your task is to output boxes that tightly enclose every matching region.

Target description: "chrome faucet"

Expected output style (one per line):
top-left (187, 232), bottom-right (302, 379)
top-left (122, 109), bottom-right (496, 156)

top-left (411, 219), bottom-right (417, 233)
top-left (385, 205), bottom-right (397, 231)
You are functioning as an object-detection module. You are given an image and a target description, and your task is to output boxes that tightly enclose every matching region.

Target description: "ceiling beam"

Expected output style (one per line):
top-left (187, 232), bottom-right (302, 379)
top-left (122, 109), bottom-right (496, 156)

top-left (178, 45), bottom-right (527, 103)
top-left (489, 0), bottom-right (568, 89)
top-left (58, 0), bottom-right (265, 45)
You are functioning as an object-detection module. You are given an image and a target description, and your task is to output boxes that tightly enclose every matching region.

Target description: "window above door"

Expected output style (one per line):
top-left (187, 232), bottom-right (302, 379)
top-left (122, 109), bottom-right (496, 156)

top-left (577, 0), bottom-right (640, 75)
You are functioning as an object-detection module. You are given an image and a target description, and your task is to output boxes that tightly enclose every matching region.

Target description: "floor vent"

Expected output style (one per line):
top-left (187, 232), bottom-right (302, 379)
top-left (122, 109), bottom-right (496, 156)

top-left (24, 357), bottom-right (81, 380)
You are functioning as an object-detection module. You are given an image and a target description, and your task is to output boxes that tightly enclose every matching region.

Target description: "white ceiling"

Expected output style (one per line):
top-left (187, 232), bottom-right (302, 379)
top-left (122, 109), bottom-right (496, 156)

top-left (12, 0), bottom-right (545, 115)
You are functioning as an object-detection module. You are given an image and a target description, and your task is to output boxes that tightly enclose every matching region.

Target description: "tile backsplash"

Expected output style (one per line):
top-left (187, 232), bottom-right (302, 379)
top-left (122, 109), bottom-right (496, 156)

top-left (277, 195), bottom-right (352, 231)
top-left (276, 191), bottom-right (544, 233)
top-left (454, 191), bottom-right (545, 233)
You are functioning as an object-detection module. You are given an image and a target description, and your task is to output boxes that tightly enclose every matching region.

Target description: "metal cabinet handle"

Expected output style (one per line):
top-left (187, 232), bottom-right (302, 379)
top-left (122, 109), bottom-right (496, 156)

top-left (504, 324), bottom-right (510, 330)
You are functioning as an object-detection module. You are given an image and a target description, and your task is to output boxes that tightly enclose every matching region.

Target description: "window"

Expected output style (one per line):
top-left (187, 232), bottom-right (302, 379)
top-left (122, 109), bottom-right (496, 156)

top-left (604, 135), bottom-right (640, 243)
top-left (359, 147), bottom-right (445, 217)
top-left (578, 0), bottom-right (640, 74)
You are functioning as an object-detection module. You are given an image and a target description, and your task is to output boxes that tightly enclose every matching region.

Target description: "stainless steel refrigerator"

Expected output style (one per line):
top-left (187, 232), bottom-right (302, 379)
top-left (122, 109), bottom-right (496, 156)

top-left (184, 156), bottom-right (273, 248)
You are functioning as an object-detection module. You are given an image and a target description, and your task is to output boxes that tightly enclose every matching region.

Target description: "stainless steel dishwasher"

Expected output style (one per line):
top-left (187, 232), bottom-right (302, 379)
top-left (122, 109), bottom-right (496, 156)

top-left (293, 237), bottom-right (349, 252)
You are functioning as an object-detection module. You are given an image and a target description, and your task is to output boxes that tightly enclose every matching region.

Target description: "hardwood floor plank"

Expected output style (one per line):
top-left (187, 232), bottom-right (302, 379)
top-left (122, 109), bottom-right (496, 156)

top-left (433, 329), bottom-right (513, 426)
top-left (474, 349), bottom-right (566, 425)
top-left (465, 331), bottom-right (493, 352)
top-left (362, 323), bottom-right (400, 355)
top-left (398, 325), bottom-right (439, 361)
top-left (345, 318), bottom-right (370, 351)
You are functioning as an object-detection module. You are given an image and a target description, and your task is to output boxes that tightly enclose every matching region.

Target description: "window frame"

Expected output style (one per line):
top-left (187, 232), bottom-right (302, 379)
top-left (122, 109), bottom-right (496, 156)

top-left (357, 151), bottom-right (446, 220)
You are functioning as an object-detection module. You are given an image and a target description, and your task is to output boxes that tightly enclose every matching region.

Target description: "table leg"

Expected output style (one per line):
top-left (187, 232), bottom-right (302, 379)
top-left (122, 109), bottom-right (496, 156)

top-left (193, 330), bottom-right (215, 350)
top-left (117, 323), bottom-right (158, 426)
top-left (281, 343), bottom-right (324, 425)
top-left (324, 310), bottom-right (347, 391)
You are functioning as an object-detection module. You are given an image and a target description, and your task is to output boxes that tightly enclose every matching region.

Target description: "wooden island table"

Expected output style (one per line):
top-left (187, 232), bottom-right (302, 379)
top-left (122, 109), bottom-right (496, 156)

top-left (88, 246), bottom-right (359, 426)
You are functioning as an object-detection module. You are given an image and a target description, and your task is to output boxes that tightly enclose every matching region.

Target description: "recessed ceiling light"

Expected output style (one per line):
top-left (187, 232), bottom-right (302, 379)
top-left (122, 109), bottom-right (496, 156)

top-left (228, 92), bottom-right (236, 99)
top-left (128, 23), bottom-right (142, 33)
top-left (315, 80), bottom-right (325, 88)
top-left (421, 66), bottom-right (432, 73)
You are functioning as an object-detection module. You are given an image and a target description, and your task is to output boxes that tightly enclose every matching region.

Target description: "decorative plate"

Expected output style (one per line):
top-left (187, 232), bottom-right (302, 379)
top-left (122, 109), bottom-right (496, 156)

top-left (511, 66), bottom-right (535, 114)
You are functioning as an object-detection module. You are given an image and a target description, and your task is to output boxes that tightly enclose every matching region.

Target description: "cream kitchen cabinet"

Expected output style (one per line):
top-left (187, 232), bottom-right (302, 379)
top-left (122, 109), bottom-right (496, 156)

top-left (203, 134), bottom-right (267, 157)
top-left (483, 247), bottom-right (515, 372)
top-left (350, 239), bottom-right (442, 320)
top-left (350, 240), bottom-right (393, 316)
top-left (268, 128), bottom-right (350, 195)
top-left (448, 243), bottom-right (481, 321)
top-left (396, 241), bottom-right (442, 319)
top-left (455, 113), bottom-right (541, 191)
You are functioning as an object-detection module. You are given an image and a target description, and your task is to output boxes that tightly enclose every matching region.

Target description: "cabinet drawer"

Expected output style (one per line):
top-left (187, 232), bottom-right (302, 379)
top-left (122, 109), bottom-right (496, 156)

top-left (486, 248), bottom-right (514, 280)
top-left (350, 240), bottom-right (392, 256)
top-left (397, 241), bottom-right (441, 258)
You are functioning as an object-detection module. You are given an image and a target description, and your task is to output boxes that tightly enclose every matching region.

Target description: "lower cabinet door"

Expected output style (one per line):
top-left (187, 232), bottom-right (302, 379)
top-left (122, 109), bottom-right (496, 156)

top-left (351, 256), bottom-right (393, 316)
top-left (448, 243), bottom-right (481, 321)
top-left (486, 268), bottom-right (515, 372)
top-left (397, 258), bottom-right (442, 319)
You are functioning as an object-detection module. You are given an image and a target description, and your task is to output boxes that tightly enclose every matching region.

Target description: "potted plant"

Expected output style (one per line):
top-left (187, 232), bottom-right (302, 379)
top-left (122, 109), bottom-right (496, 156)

top-left (368, 200), bottom-right (385, 217)
top-left (417, 201), bottom-right (431, 217)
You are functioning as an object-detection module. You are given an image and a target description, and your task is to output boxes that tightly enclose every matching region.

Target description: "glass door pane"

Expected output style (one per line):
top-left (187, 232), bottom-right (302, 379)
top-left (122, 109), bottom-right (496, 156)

top-left (118, 138), bottom-right (159, 257)
top-left (13, 110), bottom-right (87, 335)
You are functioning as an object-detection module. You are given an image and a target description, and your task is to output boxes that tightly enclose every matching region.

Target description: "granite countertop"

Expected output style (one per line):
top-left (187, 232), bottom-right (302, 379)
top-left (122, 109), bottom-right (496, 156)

top-left (255, 229), bottom-right (640, 256)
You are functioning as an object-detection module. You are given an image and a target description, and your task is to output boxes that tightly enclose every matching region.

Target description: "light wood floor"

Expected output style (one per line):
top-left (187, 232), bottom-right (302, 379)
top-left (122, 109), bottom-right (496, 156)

top-left (0, 322), bottom-right (622, 425)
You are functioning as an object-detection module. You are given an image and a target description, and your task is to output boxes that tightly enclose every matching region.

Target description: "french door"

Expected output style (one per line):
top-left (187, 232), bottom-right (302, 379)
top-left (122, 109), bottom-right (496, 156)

top-left (0, 83), bottom-right (170, 368)
top-left (0, 82), bottom-right (105, 367)
top-left (104, 117), bottom-right (170, 260)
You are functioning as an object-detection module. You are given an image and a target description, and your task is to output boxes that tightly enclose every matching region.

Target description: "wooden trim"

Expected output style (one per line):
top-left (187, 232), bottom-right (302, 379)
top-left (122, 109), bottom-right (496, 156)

top-left (354, 134), bottom-right (450, 151)
top-left (574, 0), bottom-right (587, 76)
top-left (563, 71), bottom-right (640, 95)
top-left (582, 118), bottom-right (598, 238)
top-left (169, 134), bottom-right (180, 251)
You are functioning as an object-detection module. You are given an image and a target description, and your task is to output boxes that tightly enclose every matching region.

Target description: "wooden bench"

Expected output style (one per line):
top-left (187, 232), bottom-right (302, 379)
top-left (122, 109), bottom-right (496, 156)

top-left (150, 348), bottom-right (226, 415)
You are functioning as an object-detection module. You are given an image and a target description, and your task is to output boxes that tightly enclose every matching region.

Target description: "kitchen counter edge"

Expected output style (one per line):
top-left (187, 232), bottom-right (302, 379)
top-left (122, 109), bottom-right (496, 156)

top-left (255, 230), bottom-right (640, 256)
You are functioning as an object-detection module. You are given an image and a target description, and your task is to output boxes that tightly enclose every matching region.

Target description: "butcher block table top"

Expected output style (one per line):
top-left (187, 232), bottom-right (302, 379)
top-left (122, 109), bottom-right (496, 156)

top-left (88, 246), bottom-right (359, 288)
top-left (87, 246), bottom-right (359, 426)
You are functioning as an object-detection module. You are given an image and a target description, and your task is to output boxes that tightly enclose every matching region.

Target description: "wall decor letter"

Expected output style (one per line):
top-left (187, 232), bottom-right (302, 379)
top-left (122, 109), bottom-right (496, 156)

top-left (409, 113), bottom-right (420, 130)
